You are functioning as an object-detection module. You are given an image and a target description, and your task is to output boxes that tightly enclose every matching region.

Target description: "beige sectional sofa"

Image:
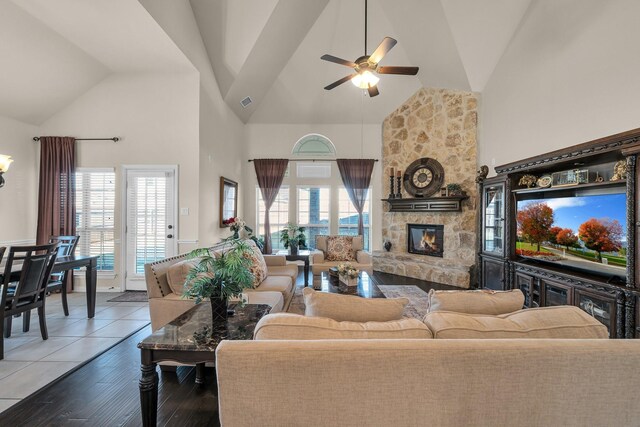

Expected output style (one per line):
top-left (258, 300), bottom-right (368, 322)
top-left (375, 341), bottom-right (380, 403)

top-left (216, 289), bottom-right (633, 426)
top-left (144, 250), bottom-right (298, 331)
top-left (216, 338), bottom-right (640, 427)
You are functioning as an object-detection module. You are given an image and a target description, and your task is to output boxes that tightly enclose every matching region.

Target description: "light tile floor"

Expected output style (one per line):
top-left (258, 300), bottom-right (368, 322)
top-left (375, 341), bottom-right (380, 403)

top-left (0, 292), bottom-right (149, 412)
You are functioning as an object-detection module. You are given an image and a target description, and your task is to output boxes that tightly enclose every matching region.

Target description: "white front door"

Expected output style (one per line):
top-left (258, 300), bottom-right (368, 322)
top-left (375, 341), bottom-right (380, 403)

top-left (125, 168), bottom-right (176, 290)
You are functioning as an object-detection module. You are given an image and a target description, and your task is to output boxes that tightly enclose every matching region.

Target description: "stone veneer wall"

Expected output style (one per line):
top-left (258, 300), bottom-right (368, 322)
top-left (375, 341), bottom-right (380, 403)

top-left (373, 87), bottom-right (478, 288)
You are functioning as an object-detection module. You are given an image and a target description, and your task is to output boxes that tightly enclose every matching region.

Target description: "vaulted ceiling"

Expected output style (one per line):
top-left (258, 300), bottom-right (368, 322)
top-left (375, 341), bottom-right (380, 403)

top-left (2, 0), bottom-right (193, 125)
top-left (191, 0), bottom-right (532, 124)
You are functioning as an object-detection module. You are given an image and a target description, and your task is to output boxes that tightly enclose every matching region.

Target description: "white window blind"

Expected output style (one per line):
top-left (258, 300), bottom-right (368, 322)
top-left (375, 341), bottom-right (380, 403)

top-left (75, 169), bottom-right (116, 271)
top-left (126, 172), bottom-right (171, 275)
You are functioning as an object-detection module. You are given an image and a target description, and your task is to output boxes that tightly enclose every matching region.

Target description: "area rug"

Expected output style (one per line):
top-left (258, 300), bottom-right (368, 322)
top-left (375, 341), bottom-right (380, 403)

top-left (107, 291), bottom-right (149, 302)
top-left (286, 285), bottom-right (430, 320)
top-left (377, 285), bottom-right (430, 320)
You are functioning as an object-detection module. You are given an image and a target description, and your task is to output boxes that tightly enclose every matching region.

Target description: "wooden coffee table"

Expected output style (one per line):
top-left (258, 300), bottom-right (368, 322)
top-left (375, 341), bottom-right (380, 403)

top-left (137, 303), bottom-right (272, 426)
top-left (312, 270), bottom-right (385, 299)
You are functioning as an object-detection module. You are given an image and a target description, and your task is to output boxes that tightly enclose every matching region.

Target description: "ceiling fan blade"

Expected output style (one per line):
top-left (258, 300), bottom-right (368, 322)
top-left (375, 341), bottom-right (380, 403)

top-left (369, 37), bottom-right (397, 64)
top-left (321, 54), bottom-right (357, 68)
top-left (377, 66), bottom-right (419, 75)
top-left (324, 74), bottom-right (357, 90)
top-left (367, 84), bottom-right (379, 97)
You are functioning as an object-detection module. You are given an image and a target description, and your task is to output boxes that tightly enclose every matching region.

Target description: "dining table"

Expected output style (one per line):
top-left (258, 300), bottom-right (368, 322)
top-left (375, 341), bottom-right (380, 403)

top-left (1, 254), bottom-right (99, 318)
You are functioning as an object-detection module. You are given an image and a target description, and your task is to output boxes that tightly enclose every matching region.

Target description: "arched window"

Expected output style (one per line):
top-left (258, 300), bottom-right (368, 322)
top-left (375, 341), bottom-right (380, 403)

top-left (292, 134), bottom-right (336, 157)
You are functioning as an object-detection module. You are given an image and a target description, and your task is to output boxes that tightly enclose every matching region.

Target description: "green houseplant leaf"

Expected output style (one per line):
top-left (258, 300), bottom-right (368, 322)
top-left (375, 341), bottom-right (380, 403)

top-left (182, 239), bottom-right (256, 304)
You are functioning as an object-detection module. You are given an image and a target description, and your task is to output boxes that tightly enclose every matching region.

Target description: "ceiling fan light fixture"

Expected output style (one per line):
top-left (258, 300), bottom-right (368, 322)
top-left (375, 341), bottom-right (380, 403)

top-left (351, 70), bottom-right (379, 89)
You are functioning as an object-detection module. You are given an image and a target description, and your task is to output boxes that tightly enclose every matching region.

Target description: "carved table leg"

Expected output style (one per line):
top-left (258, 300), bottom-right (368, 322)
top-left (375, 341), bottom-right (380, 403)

top-left (195, 362), bottom-right (206, 386)
top-left (139, 352), bottom-right (158, 427)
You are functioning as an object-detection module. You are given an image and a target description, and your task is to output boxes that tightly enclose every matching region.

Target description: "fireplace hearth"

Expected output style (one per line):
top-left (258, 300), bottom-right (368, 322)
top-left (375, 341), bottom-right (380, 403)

top-left (407, 224), bottom-right (444, 257)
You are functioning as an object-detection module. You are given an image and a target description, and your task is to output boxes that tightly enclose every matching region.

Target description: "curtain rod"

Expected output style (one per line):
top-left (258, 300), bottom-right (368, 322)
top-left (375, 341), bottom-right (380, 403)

top-left (32, 137), bottom-right (119, 142)
top-left (247, 158), bottom-right (378, 162)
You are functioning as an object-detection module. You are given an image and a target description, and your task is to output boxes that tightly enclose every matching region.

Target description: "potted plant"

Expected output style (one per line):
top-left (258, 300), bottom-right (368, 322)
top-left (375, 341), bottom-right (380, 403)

top-left (183, 239), bottom-right (255, 322)
top-left (446, 183), bottom-right (464, 196)
top-left (223, 217), bottom-right (264, 252)
top-left (280, 223), bottom-right (307, 255)
top-left (337, 262), bottom-right (359, 287)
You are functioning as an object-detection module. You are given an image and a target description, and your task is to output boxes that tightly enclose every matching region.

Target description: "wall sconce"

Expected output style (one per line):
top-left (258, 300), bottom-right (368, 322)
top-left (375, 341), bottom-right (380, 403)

top-left (0, 155), bottom-right (13, 188)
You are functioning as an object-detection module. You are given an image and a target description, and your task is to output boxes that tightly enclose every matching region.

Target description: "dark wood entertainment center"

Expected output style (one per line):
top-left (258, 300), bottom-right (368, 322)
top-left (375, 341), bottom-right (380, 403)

top-left (478, 128), bottom-right (640, 338)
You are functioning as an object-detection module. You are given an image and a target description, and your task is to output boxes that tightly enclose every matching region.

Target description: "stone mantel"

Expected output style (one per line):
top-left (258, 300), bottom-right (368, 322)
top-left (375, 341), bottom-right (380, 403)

top-left (373, 251), bottom-right (471, 288)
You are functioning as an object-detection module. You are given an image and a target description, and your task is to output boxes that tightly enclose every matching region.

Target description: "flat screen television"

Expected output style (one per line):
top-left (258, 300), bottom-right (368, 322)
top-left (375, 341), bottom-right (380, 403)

top-left (516, 191), bottom-right (627, 280)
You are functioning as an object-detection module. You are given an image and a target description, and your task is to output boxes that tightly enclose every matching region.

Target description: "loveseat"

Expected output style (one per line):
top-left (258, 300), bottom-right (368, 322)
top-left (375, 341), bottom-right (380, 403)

top-left (144, 244), bottom-right (298, 331)
top-left (311, 235), bottom-right (373, 275)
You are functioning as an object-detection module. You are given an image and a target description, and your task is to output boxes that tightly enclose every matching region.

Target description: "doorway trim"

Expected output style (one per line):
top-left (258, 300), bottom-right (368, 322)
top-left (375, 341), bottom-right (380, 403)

top-left (120, 164), bottom-right (179, 292)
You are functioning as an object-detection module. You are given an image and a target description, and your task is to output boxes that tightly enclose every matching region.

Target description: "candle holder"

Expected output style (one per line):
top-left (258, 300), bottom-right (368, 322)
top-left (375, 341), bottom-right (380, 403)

top-left (388, 175), bottom-right (395, 199)
top-left (395, 176), bottom-right (403, 199)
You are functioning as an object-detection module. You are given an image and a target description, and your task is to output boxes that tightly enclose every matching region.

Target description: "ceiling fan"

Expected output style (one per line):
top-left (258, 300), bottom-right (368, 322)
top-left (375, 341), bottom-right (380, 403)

top-left (321, 0), bottom-right (419, 97)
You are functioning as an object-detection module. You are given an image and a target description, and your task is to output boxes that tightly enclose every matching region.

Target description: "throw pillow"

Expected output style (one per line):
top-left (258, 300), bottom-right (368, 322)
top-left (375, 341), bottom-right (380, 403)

top-left (244, 239), bottom-right (268, 288)
top-left (303, 287), bottom-right (408, 322)
top-left (426, 289), bottom-right (524, 315)
top-left (254, 313), bottom-right (433, 340)
top-left (422, 306), bottom-right (609, 339)
top-left (325, 236), bottom-right (356, 261)
top-left (166, 258), bottom-right (200, 295)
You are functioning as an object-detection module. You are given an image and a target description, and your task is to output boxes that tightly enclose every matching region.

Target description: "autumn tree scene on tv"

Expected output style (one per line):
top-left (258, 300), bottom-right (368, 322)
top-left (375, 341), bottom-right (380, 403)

top-left (516, 193), bottom-right (626, 276)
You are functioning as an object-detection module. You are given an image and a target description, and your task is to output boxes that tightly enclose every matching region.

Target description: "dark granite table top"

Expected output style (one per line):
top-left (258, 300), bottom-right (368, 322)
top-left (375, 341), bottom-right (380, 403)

top-left (138, 303), bottom-right (271, 352)
top-left (313, 271), bottom-right (385, 298)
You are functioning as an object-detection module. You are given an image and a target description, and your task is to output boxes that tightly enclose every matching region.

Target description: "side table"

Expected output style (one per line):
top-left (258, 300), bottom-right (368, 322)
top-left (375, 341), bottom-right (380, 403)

top-left (275, 250), bottom-right (310, 286)
top-left (137, 303), bottom-right (272, 426)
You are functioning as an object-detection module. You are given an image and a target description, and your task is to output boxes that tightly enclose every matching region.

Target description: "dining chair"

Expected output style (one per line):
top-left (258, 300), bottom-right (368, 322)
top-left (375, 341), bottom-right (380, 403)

top-left (47, 235), bottom-right (80, 316)
top-left (1, 243), bottom-right (58, 360)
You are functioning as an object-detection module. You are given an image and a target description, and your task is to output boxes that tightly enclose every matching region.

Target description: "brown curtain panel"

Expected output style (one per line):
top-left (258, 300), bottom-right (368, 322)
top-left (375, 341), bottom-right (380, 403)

top-left (36, 137), bottom-right (76, 289)
top-left (254, 159), bottom-right (289, 254)
top-left (337, 159), bottom-right (375, 236)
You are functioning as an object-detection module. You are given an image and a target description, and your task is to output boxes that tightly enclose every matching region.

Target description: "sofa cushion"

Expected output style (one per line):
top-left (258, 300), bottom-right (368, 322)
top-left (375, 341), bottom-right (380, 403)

top-left (166, 258), bottom-right (200, 295)
top-left (303, 287), bottom-right (408, 322)
top-left (427, 289), bottom-right (524, 315)
top-left (325, 236), bottom-right (356, 261)
top-left (244, 240), bottom-right (268, 288)
top-left (423, 306), bottom-right (610, 339)
top-left (254, 313), bottom-right (432, 340)
top-left (267, 265), bottom-right (298, 283)
top-left (256, 275), bottom-right (294, 297)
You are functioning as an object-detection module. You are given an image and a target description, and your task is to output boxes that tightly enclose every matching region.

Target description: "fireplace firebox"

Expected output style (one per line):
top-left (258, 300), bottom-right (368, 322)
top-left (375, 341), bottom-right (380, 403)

top-left (407, 224), bottom-right (444, 257)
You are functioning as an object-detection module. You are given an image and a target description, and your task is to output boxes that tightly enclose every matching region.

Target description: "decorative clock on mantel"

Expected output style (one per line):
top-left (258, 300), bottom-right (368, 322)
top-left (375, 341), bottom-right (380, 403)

top-left (402, 157), bottom-right (444, 198)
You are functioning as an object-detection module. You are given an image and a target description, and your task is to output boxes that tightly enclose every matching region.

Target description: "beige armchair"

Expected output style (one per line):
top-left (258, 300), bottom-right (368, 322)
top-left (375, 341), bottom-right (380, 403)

top-left (311, 235), bottom-right (373, 276)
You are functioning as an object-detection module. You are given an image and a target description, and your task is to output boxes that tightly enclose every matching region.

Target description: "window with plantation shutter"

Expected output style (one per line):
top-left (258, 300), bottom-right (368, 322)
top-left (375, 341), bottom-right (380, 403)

top-left (75, 169), bottom-right (116, 271)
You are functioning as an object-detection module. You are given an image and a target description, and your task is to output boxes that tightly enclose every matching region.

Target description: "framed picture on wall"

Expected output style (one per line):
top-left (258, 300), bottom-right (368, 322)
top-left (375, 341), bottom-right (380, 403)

top-left (220, 177), bottom-right (238, 227)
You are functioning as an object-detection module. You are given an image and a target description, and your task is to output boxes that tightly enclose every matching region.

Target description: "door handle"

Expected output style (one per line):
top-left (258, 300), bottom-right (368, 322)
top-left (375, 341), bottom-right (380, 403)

top-left (167, 234), bottom-right (174, 239)
top-left (168, 225), bottom-right (173, 229)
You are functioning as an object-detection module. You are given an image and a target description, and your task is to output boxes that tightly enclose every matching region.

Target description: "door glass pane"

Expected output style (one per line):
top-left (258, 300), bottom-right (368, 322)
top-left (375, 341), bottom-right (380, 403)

top-left (127, 173), bottom-right (171, 275)
top-left (484, 186), bottom-right (504, 253)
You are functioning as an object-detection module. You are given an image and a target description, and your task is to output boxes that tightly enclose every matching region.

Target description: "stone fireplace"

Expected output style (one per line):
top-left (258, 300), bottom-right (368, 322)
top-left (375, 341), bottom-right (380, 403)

top-left (373, 87), bottom-right (478, 288)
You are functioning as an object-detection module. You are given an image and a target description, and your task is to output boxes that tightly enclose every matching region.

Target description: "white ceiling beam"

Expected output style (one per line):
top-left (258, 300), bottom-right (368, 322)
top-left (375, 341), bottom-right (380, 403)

top-left (222, 0), bottom-right (330, 122)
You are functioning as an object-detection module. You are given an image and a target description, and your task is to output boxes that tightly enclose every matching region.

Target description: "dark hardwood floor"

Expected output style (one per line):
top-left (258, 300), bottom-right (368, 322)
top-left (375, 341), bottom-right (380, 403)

top-left (0, 269), bottom-right (451, 426)
top-left (372, 270), bottom-right (459, 292)
top-left (0, 324), bottom-right (220, 427)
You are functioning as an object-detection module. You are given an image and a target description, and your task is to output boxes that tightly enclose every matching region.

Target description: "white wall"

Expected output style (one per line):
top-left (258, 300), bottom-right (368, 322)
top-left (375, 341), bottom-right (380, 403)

top-left (244, 123), bottom-right (383, 251)
top-left (0, 115), bottom-right (38, 243)
top-left (480, 0), bottom-right (640, 173)
top-left (139, 0), bottom-right (247, 246)
top-left (39, 72), bottom-right (200, 290)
